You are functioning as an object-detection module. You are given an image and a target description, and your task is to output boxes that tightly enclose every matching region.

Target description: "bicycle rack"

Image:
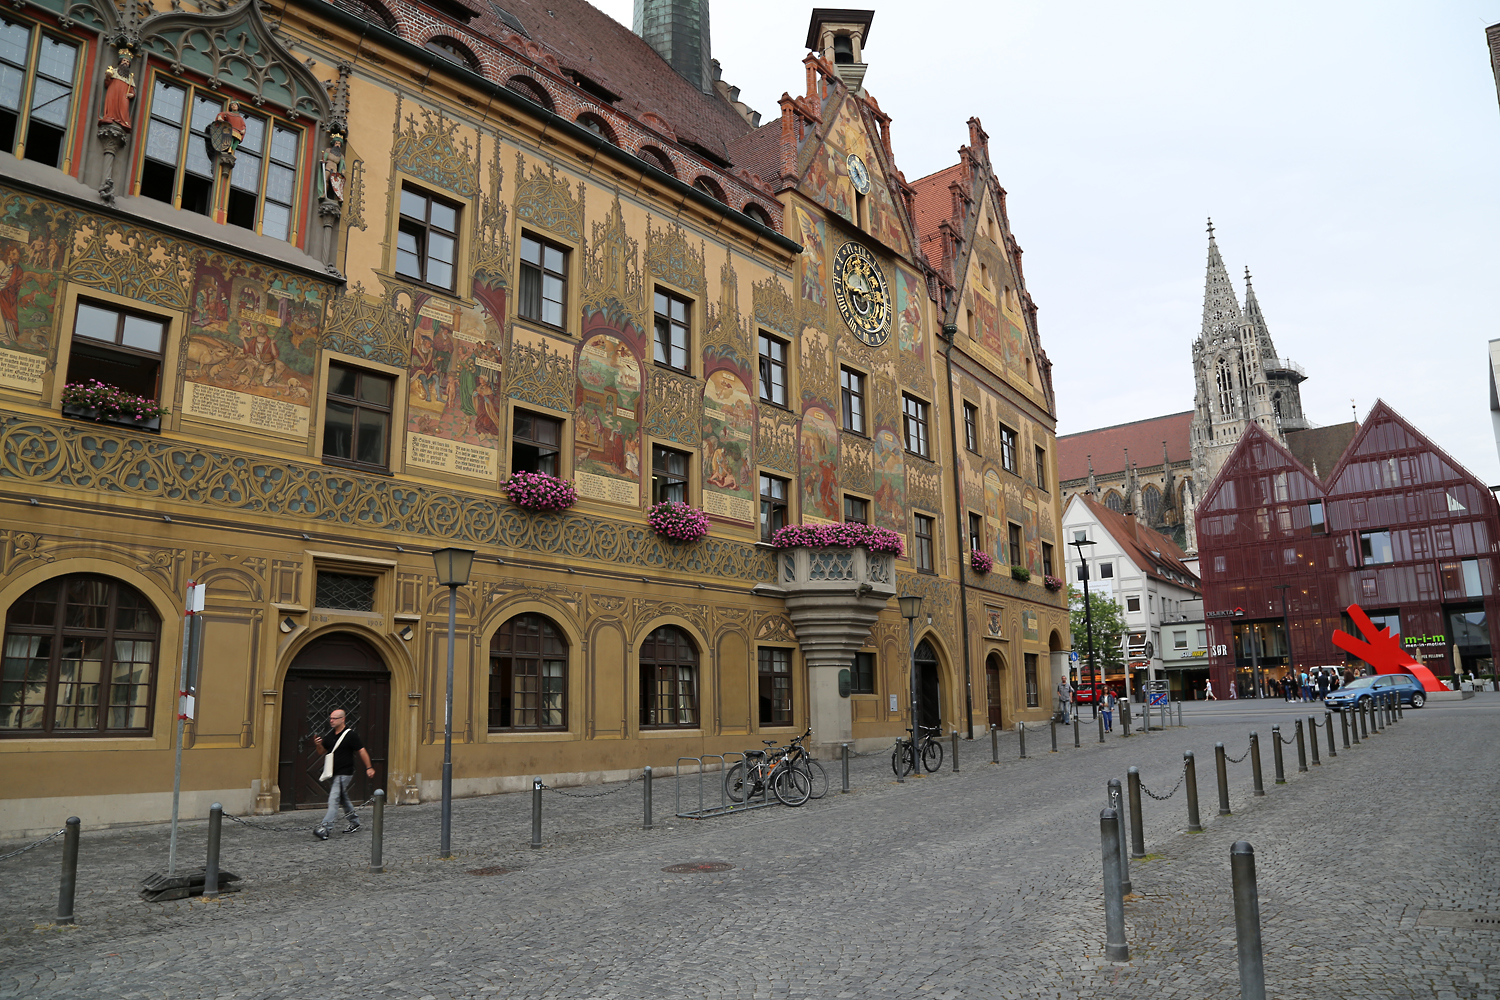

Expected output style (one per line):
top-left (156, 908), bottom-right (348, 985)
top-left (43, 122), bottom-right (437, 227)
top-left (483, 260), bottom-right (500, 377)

top-left (674, 753), bottom-right (774, 819)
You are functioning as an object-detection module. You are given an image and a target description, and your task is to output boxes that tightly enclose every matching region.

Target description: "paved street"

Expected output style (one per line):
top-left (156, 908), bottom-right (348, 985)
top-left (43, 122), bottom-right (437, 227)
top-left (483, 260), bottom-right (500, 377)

top-left (2, 696), bottom-right (1496, 999)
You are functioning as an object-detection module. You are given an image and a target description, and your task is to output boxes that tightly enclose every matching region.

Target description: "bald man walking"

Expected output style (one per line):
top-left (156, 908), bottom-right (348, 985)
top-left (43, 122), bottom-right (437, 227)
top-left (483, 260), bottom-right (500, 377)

top-left (312, 708), bottom-right (374, 840)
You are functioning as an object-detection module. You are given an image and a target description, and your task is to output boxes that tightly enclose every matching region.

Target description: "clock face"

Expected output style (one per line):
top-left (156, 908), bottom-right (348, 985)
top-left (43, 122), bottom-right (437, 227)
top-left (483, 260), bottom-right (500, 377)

top-left (847, 153), bottom-right (871, 195)
top-left (831, 241), bottom-right (891, 346)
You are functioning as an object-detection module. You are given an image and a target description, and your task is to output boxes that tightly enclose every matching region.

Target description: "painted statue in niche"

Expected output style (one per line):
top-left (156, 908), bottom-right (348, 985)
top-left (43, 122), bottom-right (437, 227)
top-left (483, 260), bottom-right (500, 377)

top-left (574, 318), bottom-right (644, 498)
top-left (701, 366), bottom-right (755, 521)
top-left (796, 208), bottom-right (828, 307)
top-left (871, 427), bottom-right (906, 532)
top-left (98, 48), bottom-right (136, 129)
top-left (406, 294), bottom-right (503, 451)
top-left (799, 405), bottom-right (839, 521)
top-left (184, 264), bottom-right (319, 406)
top-left (896, 265), bottom-right (925, 360)
top-left (984, 469), bottom-right (1004, 563)
top-left (1001, 284), bottom-right (1026, 369)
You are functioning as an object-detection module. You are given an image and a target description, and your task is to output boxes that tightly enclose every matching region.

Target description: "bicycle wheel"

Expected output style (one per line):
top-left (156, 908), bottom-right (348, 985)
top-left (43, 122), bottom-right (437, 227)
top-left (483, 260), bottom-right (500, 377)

top-left (922, 738), bottom-right (944, 772)
top-left (773, 763), bottom-right (811, 806)
top-left (800, 758), bottom-right (829, 799)
top-left (724, 761), bottom-right (752, 803)
top-left (891, 742), bottom-right (915, 777)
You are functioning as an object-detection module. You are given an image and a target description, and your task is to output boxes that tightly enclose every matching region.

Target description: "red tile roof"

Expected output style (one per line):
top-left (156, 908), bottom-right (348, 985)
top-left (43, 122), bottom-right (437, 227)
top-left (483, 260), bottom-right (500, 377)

top-left (723, 121), bottom-right (785, 188)
top-left (1057, 411), bottom-right (1193, 484)
top-left (908, 163), bottom-right (962, 279)
top-left (1079, 496), bottom-right (1200, 589)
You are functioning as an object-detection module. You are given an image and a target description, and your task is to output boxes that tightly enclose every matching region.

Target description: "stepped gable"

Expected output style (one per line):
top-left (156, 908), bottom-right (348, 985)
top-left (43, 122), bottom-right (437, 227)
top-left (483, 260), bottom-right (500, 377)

top-left (1057, 412), bottom-right (1193, 483)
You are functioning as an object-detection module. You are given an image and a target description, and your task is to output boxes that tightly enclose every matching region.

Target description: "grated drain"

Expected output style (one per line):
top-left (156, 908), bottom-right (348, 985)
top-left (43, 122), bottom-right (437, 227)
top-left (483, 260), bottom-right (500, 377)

top-left (662, 861), bottom-right (734, 874)
top-left (1417, 909), bottom-right (1500, 929)
top-left (466, 866), bottom-right (513, 876)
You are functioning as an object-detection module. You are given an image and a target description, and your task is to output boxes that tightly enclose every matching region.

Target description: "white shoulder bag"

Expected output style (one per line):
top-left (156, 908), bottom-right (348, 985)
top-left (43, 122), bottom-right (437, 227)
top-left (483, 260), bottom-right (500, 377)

top-left (320, 728), bottom-right (350, 782)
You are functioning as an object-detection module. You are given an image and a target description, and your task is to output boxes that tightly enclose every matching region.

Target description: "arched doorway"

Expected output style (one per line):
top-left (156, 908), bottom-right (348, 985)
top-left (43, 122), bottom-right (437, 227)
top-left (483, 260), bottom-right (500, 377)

top-left (915, 639), bottom-right (941, 734)
top-left (985, 652), bottom-right (1004, 729)
top-left (277, 633), bottom-right (390, 810)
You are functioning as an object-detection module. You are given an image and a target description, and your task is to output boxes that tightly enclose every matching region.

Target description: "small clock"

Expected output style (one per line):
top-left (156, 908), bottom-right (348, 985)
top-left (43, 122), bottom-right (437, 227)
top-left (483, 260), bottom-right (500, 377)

top-left (831, 241), bottom-right (891, 346)
top-left (846, 153), bottom-right (871, 195)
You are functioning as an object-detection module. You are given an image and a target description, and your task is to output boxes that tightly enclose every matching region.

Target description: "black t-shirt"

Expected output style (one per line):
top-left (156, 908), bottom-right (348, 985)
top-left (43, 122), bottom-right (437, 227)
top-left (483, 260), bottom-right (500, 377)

top-left (321, 727), bottom-right (365, 775)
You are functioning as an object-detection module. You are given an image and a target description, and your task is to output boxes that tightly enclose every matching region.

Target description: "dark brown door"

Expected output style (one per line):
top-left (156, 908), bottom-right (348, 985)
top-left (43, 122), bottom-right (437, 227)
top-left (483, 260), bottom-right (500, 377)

top-left (277, 633), bottom-right (390, 810)
top-left (986, 654), bottom-right (1003, 728)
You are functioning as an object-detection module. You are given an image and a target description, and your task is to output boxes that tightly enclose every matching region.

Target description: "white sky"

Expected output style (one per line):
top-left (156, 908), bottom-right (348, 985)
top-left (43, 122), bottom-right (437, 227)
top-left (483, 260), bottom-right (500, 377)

top-left (594, 0), bottom-right (1500, 484)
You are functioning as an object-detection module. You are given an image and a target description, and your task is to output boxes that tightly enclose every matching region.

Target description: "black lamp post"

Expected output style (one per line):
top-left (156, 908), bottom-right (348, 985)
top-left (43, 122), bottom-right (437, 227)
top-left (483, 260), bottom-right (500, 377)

top-left (432, 546), bottom-right (475, 859)
top-left (1069, 537), bottom-right (1098, 719)
top-left (899, 595), bottom-right (922, 743)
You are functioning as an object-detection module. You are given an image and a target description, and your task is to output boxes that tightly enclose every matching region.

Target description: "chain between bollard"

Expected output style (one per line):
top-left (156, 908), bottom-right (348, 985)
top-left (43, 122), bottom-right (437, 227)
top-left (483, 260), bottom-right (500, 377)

top-left (539, 775), bottom-right (642, 798)
top-left (0, 827), bottom-right (66, 862)
top-left (1137, 762), bottom-right (1188, 801)
top-left (1222, 743), bottom-right (1252, 764)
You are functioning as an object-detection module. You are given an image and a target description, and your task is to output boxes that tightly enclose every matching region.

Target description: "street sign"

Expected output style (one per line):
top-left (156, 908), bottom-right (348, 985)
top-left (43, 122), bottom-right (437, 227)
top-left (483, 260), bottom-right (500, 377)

top-left (1069, 651), bottom-right (1079, 663)
top-left (1148, 691), bottom-right (1169, 707)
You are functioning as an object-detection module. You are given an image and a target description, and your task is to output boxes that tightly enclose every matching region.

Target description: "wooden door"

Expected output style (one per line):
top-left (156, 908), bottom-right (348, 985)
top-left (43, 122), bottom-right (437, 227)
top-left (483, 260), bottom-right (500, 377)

top-left (277, 634), bottom-right (390, 810)
top-left (986, 655), bottom-right (1003, 728)
top-left (916, 640), bottom-right (941, 734)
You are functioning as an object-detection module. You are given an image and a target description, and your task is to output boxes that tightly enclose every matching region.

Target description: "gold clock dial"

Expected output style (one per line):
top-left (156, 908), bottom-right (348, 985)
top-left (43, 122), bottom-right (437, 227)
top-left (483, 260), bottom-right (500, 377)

top-left (831, 241), bottom-right (891, 346)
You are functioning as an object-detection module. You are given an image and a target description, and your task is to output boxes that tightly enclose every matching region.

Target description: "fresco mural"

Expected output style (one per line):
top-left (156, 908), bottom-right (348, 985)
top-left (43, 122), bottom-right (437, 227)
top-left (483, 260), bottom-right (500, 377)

top-left (984, 469), bottom-right (1004, 564)
top-left (871, 427), bottom-right (906, 532)
top-left (799, 405), bottom-right (840, 522)
top-left (182, 261), bottom-right (322, 437)
top-left (796, 97), bottom-right (910, 256)
top-left (702, 366), bottom-right (755, 522)
top-left (404, 294), bottom-right (503, 480)
top-left (1023, 486), bottom-right (1041, 575)
top-left (796, 208), bottom-right (828, 308)
top-left (1000, 285), bottom-right (1027, 369)
top-left (574, 312), bottom-right (644, 506)
top-left (0, 198), bottom-right (65, 393)
top-left (895, 265), bottom-right (925, 361)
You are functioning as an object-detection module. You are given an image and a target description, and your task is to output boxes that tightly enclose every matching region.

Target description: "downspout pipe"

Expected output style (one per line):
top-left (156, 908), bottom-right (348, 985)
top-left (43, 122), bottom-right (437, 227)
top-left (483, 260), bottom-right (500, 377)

top-left (942, 322), bottom-right (975, 738)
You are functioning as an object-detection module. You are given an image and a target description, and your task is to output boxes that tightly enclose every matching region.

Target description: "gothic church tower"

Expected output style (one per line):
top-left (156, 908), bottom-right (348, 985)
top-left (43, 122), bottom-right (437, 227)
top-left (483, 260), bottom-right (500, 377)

top-left (1189, 221), bottom-right (1307, 493)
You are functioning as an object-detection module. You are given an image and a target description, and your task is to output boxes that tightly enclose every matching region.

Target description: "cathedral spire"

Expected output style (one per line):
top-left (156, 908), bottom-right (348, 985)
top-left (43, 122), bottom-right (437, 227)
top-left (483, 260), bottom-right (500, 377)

top-left (1242, 266), bottom-right (1275, 356)
top-left (1199, 217), bottom-right (1242, 345)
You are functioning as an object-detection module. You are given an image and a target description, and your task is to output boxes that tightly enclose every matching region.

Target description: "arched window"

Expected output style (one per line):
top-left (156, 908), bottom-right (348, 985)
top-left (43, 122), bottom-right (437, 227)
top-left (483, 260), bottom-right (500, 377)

top-left (640, 625), bottom-right (698, 728)
top-left (576, 113), bottom-right (616, 145)
top-left (489, 614), bottom-right (567, 731)
top-left (1142, 484), bottom-right (1162, 523)
top-left (743, 202), bottom-right (772, 227)
top-left (506, 75), bottom-right (553, 112)
top-left (425, 36), bottom-right (480, 71)
top-left (2, 574), bottom-right (160, 736)
top-left (1103, 490), bottom-right (1124, 513)
top-left (357, 0), bottom-right (398, 32)
top-left (692, 176), bottom-right (724, 203)
top-left (1215, 358), bottom-right (1233, 415)
top-left (637, 145), bottom-right (675, 177)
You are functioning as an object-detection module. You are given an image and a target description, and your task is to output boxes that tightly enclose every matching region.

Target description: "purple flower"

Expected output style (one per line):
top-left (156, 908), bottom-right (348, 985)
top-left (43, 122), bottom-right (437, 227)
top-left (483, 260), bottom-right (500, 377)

top-left (970, 550), bottom-right (994, 573)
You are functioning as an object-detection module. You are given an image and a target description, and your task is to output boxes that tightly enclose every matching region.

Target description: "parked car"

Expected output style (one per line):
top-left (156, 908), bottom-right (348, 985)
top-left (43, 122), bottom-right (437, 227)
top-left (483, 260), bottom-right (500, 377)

top-left (1324, 672), bottom-right (1427, 710)
top-left (1072, 683), bottom-right (1105, 704)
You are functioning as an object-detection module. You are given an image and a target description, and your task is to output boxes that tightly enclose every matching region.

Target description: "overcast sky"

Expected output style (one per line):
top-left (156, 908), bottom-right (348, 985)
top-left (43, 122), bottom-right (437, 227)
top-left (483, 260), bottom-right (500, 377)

top-left (596, 1), bottom-right (1500, 484)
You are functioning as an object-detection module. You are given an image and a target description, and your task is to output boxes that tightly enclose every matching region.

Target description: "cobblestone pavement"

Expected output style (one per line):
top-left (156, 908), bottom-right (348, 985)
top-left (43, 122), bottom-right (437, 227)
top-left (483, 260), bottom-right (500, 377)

top-left (2, 696), bottom-right (1496, 999)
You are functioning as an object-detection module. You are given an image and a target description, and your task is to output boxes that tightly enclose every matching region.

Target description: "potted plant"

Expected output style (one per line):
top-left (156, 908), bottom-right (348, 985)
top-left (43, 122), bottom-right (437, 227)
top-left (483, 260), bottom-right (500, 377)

top-left (648, 499), bottom-right (710, 542)
top-left (1043, 574), bottom-right (1064, 592)
top-left (970, 550), bottom-right (994, 574)
top-left (769, 522), bottom-right (905, 556)
top-left (1010, 564), bottom-right (1032, 583)
top-left (60, 381), bottom-right (167, 430)
top-left (501, 470), bottom-right (578, 511)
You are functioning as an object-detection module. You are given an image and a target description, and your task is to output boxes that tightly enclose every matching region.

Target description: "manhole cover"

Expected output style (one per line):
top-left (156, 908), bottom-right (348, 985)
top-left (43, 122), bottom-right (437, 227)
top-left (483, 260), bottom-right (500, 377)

top-left (466, 866), bottom-right (513, 876)
top-left (662, 861), bottom-right (734, 874)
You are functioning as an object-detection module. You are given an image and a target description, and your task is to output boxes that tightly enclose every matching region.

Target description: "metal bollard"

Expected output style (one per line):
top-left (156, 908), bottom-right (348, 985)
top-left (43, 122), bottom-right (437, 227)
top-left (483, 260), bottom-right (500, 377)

top-left (1184, 751), bottom-right (1203, 832)
top-left (841, 745), bottom-right (850, 793)
top-left (1018, 721), bottom-right (1027, 760)
top-left (1375, 696), bottom-right (1384, 732)
top-left (204, 803), bottom-right (223, 899)
top-left (1050, 719), bottom-right (1058, 753)
top-left (1126, 767), bottom-right (1146, 858)
top-left (1249, 732), bottom-right (1265, 796)
top-left (55, 816), bottom-right (80, 926)
top-left (1340, 709), bottom-right (1350, 749)
top-left (951, 730), bottom-right (960, 773)
top-left (370, 789), bottom-right (386, 872)
top-left (1294, 719), bottom-right (1308, 773)
top-left (1386, 693), bottom-right (1393, 727)
top-left (991, 724), bottom-right (999, 764)
top-left (1215, 742), bottom-right (1231, 815)
top-left (1353, 705), bottom-right (1363, 743)
top-left (1098, 711), bottom-right (1105, 744)
top-left (643, 767), bottom-right (654, 828)
top-left (1231, 841), bottom-right (1267, 1000)
top-left (1100, 808), bottom-right (1130, 962)
top-left (1122, 701), bottom-right (1132, 738)
top-left (1308, 717), bottom-right (1320, 765)
top-left (1177, 699), bottom-right (1183, 727)
top-left (1107, 778), bottom-right (1132, 895)
top-left (1397, 695), bottom-right (1404, 721)
top-left (1359, 701), bottom-right (1368, 739)
top-left (530, 778), bottom-right (543, 849)
top-left (1325, 712), bottom-right (1337, 758)
top-left (1074, 714), bottom-right (1080, 748)
top-left (1271, 725), bottom-right (1287, 784)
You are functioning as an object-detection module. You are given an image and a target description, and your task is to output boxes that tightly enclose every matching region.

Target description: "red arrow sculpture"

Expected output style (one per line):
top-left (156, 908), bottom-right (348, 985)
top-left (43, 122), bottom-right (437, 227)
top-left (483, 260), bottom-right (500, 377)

top-left (1330, 604), bottom-right (1445, 692)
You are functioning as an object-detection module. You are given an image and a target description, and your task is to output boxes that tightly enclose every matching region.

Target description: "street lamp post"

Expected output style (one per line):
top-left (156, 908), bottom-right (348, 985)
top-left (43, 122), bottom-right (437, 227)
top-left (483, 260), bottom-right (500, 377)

top-left (899, 595), bottom-right (923, 751)
top-left (1069, 538), bottom-right (1098, 719)
top-left (432, 546), bottom-right (475, 860)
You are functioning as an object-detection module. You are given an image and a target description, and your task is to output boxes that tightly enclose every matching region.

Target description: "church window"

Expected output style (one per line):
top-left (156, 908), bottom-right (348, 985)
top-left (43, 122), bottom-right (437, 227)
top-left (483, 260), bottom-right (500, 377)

top-left (0, 18), bottom-right (77, 168)
top-left (1142, 485), bottom-right (1162, 523)
top-left (1215, 358), bottom-right (1233, 415)
top-left (1103, 491), bottom-right (1123, 513)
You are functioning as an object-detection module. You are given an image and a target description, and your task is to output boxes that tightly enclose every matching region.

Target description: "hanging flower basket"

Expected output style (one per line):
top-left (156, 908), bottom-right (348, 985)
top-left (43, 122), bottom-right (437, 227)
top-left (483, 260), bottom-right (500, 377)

top-left (770, 522), bottom-right (905, 557)
top-left (970, 550), bottom-right (994, 574)
top-left (1043, 574), bottom-right (1064, 592)
top-left (1010, 564), bottom-right (1032, 583)
top-left (648, 500), bottom-right (710, 542)
top-left (502, 470), bottom-right (578, 511)
top-left (60, 381), bottom-right (166, 430)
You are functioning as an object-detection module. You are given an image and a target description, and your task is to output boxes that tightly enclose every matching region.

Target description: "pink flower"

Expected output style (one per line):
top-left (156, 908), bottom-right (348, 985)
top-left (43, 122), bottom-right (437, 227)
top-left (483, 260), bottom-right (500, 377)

top-left (503, 471), bottom-right (578, 511)
top-left (770, 522), bottom-right (905, 557)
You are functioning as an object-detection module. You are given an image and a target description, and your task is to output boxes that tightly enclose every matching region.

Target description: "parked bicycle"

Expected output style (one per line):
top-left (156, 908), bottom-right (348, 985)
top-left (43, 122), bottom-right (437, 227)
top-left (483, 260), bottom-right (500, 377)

top-left (779, 729), bottom-right (828, 800)
top-left (724, 736), bottom-right (812, 806)
top-left (891, 725), bottom-right (944, 777)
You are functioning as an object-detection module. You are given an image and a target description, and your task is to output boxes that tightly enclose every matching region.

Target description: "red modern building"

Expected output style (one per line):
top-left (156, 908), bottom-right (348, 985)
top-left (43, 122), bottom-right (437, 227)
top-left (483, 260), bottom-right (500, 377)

top-left (1197, 401), bottom-right (1498, 695)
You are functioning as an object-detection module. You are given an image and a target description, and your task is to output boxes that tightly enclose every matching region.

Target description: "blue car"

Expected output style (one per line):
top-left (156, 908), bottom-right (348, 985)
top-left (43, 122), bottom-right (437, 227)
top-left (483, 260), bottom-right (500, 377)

top-left (1324, 673), bottom-right (1427, 711)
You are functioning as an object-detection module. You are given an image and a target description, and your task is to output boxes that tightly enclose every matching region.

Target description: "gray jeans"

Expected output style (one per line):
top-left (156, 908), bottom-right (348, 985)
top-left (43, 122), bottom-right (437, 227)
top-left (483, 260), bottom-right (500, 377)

top-left (321, 774), bottom-right (357, 829)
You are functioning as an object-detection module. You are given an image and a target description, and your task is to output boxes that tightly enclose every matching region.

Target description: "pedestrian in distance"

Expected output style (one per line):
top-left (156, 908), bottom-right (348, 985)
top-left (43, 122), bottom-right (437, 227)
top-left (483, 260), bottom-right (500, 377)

top-left (1228, 679), bottom-right (1237, 700)
top-left (1204, 678), bottom-right (1216, 701)
top-left (311, 708), bottom-right (375, 840)
top-left (1055, 678), bottom-right (1073, 725)
top-left (1100, 689), bottom-right (1116, 732)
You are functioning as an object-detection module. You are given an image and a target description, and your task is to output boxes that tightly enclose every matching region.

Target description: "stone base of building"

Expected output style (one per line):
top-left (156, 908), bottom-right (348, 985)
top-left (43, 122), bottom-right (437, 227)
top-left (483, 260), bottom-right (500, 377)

top-left (3, 783), bottom-right (262, 840)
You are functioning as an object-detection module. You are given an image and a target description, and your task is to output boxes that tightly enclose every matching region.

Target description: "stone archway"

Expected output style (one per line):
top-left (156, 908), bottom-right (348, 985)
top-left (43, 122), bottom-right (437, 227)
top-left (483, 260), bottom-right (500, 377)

top-left (277, 633), bottom-right (390, 810)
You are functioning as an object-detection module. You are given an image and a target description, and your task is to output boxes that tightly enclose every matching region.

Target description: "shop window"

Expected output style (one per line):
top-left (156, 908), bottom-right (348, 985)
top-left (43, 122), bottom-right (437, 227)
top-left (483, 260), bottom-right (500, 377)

top-left (759, 473), bottom-right (788, 542)
top-left (1, 574), bottom-right (160, 736)
top-left (1024, 652), bottom-right (1038, 707)
top-left (757, 647), bottom-right (792, 727)
top-left (851, 651), bottom-right (876, 694)
top-left (1308, 500), bottom-right (1326, 536)
top-left (1000, 425), bottom-right (1017, 473)
top-left (0, 18), bottom-right (78, 167)
top-left (914, 514), bottom-right (935, 572)
top-left (489, 613), bottom-right (567, 731)
top-left (903, 394), bottom-right (930, 457)
top-left (314, 572), bottom-right (376, 612)
top-left (844, 495), bottom-right (869, 525)
top-left (651, 444), bottom-right (690, 503)
top-left (840, 367), bottom-right (865, 433)
top-left (758, 332), bottom-right (787, 406)
top-left (652, 289), bottom-right (691, 371)
top-left (968, 512), bottom-right (984, 553)
top-left (323, 363), bottom-right (394, 471)
top-left (639, 625), bottom-right (698, 728)
top-left (66, 301), bottom-right (166, 404)
top-left (396, 186), bottom-right (458, 290)
top-left (518, 232), bottom-right (567, 329)
top-left (511, 409), bottom-right (562, 475)
top-left (1360, 530), bottom-right (1394, 566)
top-left (963, 403), bottom-right (979, 452)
